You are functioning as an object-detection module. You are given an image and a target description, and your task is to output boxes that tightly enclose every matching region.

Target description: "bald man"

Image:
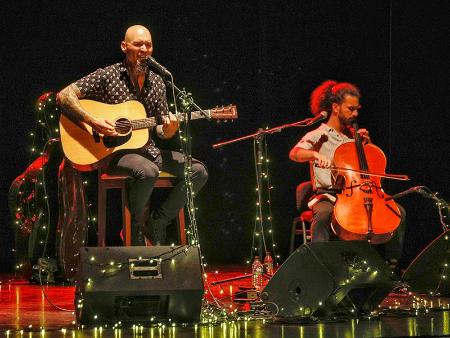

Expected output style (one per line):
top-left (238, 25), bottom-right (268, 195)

top-left (58, 25), bottom-right (208, 246)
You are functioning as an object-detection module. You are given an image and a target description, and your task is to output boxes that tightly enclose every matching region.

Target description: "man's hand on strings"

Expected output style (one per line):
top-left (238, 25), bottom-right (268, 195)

top-left (357, 128), bottom-right (371, 144)
top-left (161, 112), bottom-right (180, 139)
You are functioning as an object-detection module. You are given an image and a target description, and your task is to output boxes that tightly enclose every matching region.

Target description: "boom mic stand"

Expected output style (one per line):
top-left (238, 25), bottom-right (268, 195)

top-left (210, 115), bottom-right (327, 286)
top-left (162, 73), bottom-right (211, 245)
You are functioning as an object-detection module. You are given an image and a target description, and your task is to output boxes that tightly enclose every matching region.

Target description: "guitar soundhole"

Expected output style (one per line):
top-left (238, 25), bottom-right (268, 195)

top-left (115, 118), bottom-right (132, 135)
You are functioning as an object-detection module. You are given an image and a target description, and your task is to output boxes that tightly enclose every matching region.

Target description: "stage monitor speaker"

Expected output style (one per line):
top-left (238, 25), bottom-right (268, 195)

top-left (403, 229), bottom-right (450, 296)
top-left (261, 241), bottom-right (395, 318)
top-left (75, 245), bottom-right (203, 325)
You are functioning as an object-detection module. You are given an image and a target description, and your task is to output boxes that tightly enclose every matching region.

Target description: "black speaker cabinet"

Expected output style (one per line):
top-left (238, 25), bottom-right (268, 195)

top-left (75, 245), bottom-right (203, 325)
top-left (261, 241), bottom-right (395, 318)
top-left (403, 230), bottom-right (450, 296)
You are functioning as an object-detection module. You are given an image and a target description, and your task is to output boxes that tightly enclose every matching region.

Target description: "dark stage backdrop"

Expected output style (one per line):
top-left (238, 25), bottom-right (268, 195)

top-left (1, 1), bottom-right (448, 272)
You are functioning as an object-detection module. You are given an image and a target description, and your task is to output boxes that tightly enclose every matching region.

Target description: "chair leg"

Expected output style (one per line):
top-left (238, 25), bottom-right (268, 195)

top-left (97, 184), bottom-right (106, 247)
top-left (178, 208), bottom-right (186, 245)
top-left (122, 185), bottom-right (132, 246)
top-left (301, 219), bottom-right (307, 244)
top-left (290, 218), bottom-right (298, 254)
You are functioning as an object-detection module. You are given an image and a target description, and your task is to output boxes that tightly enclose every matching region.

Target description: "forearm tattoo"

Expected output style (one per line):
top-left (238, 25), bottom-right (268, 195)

top-left (58, 84), bottom-right (93, 124)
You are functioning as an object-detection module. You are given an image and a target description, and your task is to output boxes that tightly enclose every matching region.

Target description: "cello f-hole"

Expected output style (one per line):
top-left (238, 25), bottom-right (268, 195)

top-left (345, 180), bottom-right (358, 197)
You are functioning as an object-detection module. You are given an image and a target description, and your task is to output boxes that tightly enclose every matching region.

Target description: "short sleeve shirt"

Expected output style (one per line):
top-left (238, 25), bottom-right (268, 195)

top-left (74, 61), bottom-right (169, 158)
top-left (294, 123), bottom-right (354, 189)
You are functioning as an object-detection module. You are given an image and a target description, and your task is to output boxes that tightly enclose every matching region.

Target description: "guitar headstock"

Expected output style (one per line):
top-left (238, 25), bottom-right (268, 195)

top-left (209, 105), bottom-right (238, 121)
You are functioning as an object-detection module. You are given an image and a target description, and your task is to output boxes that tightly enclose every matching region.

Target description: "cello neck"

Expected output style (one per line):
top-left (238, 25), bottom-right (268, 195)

top-left (351, 121), bottom-right (370, 176)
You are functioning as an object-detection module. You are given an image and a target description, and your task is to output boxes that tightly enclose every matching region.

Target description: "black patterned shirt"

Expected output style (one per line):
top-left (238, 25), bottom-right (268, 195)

top-left (74, 60), bottom-right (169, 158)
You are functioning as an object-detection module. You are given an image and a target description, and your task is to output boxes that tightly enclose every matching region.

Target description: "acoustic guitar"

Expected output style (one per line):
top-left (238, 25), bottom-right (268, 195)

top-left (59, 99), bottom-right (237, 171)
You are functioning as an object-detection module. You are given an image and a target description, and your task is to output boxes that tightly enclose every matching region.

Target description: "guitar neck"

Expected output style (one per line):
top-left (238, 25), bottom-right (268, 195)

top-left (130, 117), bottom-right (157, 130)
top-left (130, 110), bottom-right (210, 130)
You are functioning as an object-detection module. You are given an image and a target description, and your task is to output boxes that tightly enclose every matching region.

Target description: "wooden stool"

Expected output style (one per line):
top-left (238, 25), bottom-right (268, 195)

top-left (97, 171), bottom-right (186, 246)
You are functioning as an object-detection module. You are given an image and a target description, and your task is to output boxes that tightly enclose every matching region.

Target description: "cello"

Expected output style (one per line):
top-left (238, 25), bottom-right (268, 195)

top-left (331, 121), bottom-right (408, 244)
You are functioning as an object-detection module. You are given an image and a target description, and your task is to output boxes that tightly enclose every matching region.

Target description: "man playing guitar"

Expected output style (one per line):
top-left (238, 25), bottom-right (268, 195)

top-left (57, 25), bottom-right (208, 246)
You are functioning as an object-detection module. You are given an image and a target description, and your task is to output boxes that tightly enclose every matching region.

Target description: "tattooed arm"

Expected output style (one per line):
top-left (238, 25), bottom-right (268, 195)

top-left (57, 83), bottom-right (118, 136)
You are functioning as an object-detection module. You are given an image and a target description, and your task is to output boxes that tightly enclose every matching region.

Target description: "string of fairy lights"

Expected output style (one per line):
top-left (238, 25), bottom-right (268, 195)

top-left (12, 93), bottom-right (61, 275)
top-left (174, 91), bottom-right (233, 320)
top-left (247, 132), bottom-right (280, 267)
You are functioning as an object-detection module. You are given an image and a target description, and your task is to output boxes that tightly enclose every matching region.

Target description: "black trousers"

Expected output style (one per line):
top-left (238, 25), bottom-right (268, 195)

top-left (107, 149), bottom-right (208, 244)
top-left (311, 199), bottom-right (406, 261)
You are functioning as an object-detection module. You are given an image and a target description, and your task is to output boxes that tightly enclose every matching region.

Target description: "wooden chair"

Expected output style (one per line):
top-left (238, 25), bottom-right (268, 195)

top-left (97, 171), bottom-right (186, 246)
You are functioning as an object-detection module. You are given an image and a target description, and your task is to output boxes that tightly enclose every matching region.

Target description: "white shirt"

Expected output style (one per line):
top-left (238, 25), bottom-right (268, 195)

top-left (294, 123), bottom-right (354, 189)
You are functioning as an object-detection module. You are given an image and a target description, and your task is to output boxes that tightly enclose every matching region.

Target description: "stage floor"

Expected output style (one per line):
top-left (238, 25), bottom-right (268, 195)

top-left (1, 265), bottom-right (450, 338)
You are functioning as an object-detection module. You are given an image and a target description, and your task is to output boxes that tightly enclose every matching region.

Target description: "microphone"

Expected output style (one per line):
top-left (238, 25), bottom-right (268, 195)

top-left (385, 186), bottom-right (426, 201)
top-left (307, 111), bottom-right (328, 125)
top-left (142, 56), bottom-right (172, 76)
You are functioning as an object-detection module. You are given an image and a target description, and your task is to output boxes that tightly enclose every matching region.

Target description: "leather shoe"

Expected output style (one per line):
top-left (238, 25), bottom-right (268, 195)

top-left (143, 213), bottom-right (167, 246)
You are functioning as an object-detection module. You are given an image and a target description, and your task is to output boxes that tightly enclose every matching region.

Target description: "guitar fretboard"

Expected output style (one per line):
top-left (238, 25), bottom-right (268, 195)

top-left (129, 111), bottom-right (213, 130)
top-left (131, 118), bottom-right (157, 130)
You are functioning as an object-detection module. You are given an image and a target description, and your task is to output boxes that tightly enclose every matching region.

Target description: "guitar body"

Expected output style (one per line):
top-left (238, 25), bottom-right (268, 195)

top-left (59, 100), bottom-right (149, 171)
top-left (59, 99), bottom-right (237, 171)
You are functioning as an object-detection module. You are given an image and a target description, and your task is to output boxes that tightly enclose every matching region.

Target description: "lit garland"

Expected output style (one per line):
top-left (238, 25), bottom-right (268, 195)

top-left (247, 131), bottom-right (280, 267)
top-left (10, 92), bottom-right (60, 277)
top-left (173, 92), bottom-right (239, 321)
top-left (172, 93), bottom-right (215, 319)
top-left (176, 94), bottom-right (201, 248)
top-left (10, 92), bottom-right (97, 281)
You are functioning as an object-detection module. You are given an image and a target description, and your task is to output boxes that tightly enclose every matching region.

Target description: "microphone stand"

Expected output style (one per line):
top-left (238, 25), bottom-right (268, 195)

top-left (163, 76), bottom-right (211, 246)
top-left (165, 80), bottom-right (212, 121)
top-left (387, 185), bottom-right (449, 232)
top-left (212, 116), bottom-right (324, 149)
top-left (210, 116), bottom-right (325, 287)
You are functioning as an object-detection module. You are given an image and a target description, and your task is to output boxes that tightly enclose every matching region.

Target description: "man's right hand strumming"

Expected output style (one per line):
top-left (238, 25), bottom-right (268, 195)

top-left (57, 83), bottom-right (118, 136)
top-left (89, 117), bottom-right (118, 136)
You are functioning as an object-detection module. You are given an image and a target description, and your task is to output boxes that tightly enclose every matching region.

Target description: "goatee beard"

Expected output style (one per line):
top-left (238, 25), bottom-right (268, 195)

top-left (134, 60), bottom-right (148, 75)
top-left (338, 115), bottom-right (350, 126)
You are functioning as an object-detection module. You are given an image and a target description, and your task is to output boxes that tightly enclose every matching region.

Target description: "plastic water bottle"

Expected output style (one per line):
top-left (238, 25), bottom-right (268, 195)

top-left (264, 252), bottom-right (274, 276)
top-left (252, 256), bottom-right (263, 290)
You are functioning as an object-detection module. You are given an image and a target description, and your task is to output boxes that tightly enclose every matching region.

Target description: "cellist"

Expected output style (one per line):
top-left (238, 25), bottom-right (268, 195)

top-left (289, 80), bottom-right (406, 272)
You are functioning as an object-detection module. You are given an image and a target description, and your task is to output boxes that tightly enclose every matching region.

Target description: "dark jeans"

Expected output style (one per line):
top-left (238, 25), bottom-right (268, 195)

top-left (107, 149), bottom-right (208, 245)
top-left (311, 199), bottom-right (406, 262)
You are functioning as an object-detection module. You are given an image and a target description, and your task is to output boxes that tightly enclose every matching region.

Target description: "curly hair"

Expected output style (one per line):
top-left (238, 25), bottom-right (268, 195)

top-left (310, 80), bottom-right (360, 116)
